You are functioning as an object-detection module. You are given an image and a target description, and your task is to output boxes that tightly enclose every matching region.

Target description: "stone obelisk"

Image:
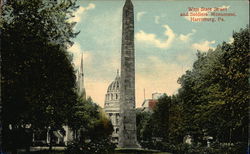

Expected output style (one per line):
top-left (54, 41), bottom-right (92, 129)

top-left (118, 0), bottom-right (139, 148)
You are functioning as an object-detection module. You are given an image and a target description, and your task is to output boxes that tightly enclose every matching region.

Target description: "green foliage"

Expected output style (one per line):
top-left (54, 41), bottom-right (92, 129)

top-left (136, 109), bottom-right (152, 141)
top-left (136, 26), bottom-right (249, 153)
top-left (137, 95), bottom-right (184, 145)
top-left (1, 0), bottom-right (115, 152)
top-left (69, 97), bottom-right (99, 132)
top-left (66, 138), bottom-right (116, 154)
top-left (163, 142), bottom-right (248, 154)
top-left (1, 0), bottom-right (78, 46)
top-left (67, 97), bottom-right (115, 153)
top-left (151, 95), bottom-right (171, 140)
top-left (177, 26), bottom-right (249, 144)
top-left (1, 0), bottom-right (79, 151)
top-left (68, 96), bottom-right (113, 140)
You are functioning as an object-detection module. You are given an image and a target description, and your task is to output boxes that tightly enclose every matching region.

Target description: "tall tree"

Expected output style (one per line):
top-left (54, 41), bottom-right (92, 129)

top-left (137, 26), bottom-right (249, 153)
top-left (67, 96), bottom-right (115, 153)
top-left (178, 26), bottom-right (249, 145)
top-left (136, 109), bottom-right (152, 142)
top-left (1, 0), bottom-right (79, 151)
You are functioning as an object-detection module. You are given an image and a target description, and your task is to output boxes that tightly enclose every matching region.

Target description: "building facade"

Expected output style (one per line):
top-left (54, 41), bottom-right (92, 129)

top-left (142, 93), bottom-right (164, 112)
top-left (104, 71), bottom-right (120, 143)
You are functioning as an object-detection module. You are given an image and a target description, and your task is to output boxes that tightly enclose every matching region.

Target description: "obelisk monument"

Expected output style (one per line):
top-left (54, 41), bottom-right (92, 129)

top-left (118, 0), bottom-right (139, 148)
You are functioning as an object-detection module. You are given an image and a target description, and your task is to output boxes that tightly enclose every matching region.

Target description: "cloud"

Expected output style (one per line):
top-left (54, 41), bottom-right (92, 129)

top-left (68, 43), bottom-right (92, 69)
top-left (135, 25), bottom-right (176, 49)
top-left (137, 11), bottom-right (146, 21)
top-left (179, 29), bottom-right (196, 42)
top-left (228, 37), bottom-right (234, 44)
top-left (154, 16), bottom-right (160, 24)
top-left (68, 3), bottom-right (95, 23)
top-left (73, 8), bottom-right (122, 106)
top-left (68, 43), bottom-right (114, 107)
top-left (192, 40), bottom-right (216, 52)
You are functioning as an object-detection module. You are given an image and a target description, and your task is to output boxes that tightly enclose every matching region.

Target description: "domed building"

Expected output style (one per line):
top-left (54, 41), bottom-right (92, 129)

top-left (104, 70), bottom-right (120, 143)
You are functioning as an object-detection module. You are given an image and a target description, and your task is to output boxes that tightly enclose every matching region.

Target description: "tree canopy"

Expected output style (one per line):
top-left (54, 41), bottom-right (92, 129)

top-left (1, 0), bottom-right (79, 151)
top-left (136, 26), bottom-right (249, 153)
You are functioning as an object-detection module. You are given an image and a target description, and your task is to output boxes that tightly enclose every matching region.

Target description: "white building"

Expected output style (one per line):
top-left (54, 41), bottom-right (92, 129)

top-left (104, 70), bottom-right (120, 143)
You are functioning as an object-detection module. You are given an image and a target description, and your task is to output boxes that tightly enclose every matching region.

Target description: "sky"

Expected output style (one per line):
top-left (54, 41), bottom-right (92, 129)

top-left (68, 0), bottom-right (249, 108)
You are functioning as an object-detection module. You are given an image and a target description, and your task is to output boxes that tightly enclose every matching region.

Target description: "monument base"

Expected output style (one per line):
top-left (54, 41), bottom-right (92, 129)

top-left (117, 142), bottom-right (141, 149)
top-left (115, 148), bottom-right (163, 153)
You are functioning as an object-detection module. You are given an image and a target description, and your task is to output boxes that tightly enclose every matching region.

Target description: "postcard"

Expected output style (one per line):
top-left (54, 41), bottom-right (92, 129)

top-left (1, 0), bottom-right (249, 153)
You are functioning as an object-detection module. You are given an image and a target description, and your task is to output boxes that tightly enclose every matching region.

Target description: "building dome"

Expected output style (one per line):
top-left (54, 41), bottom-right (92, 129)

top-left (107, 77), bottom-right (120, 92)
top-left (104, 70), bottom-right (121, 143)
top-left (105, 70), bottom-right (120, 103)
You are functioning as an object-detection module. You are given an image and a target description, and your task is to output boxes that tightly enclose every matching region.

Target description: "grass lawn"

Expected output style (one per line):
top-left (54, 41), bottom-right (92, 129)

top-left (113, 148), bottom-right (171, 154)
top-left (19, 151), bottom-right (64, 154)
top-left (17, 147), bottom-right (171, 154)
top-left (18, 150), bottom-right (171, 154)
top-left (19, 152), bottom-right (170, 154)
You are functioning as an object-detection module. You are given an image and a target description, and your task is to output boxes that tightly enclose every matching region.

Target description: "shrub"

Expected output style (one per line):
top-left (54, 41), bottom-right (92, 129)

top-left (65, 139), bottom-right (116, 154)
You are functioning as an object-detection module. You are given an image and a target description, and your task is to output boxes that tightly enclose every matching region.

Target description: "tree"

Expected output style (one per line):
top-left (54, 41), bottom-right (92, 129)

top-left (1, 0), bottom-right (79, 152)
top-left (67, 97), bottom-right (115, 153)
top-left (136, 95), bottom-right (185, 152)
top-left (136, 109), bottom-right (152, 142)
top-left (151, 95), bottom-right (171, 140)
top-left (168, 95), bottom-right (185, 144)
top-left (178, 26), bottom-right (249, 146)
top-left (69, 97), bottom-right (99, 142)
top-left (137, 26), bottom-right (249, 153)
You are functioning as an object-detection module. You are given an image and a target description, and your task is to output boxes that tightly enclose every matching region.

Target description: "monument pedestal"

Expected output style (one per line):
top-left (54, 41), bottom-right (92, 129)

top-left (115, 148), bottom-right (162, 153)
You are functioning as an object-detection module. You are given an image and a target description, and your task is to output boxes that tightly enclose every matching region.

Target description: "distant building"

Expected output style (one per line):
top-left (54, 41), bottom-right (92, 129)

top-left (152, 92), bottom-right (164, 100)
top-left (76, 53), bottom-right (86, 100)
top-left (142, 92), bottom-right (164, 111)
top-left (104, 70), bottom-right (120, 143)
